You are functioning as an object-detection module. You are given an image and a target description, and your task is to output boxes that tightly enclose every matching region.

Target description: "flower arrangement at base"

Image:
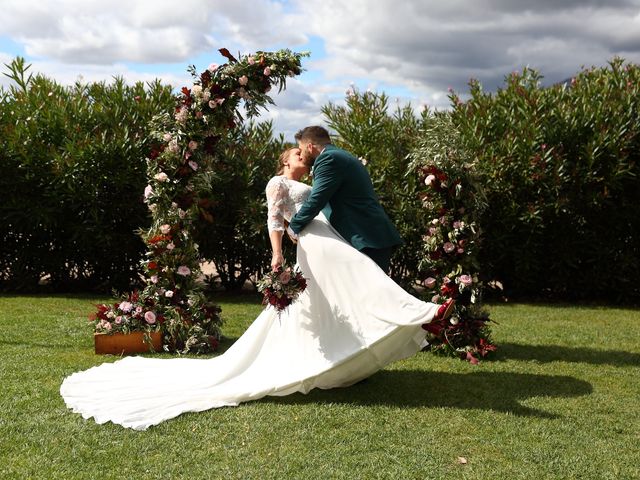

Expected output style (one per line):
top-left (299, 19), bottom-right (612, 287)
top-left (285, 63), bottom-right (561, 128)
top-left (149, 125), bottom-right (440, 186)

top-left (90, 290), bottom-right (162, 336)
top-left (410, 111), bottom-right (496, 363)
top-left (256, 264), bottom-right (308, 315)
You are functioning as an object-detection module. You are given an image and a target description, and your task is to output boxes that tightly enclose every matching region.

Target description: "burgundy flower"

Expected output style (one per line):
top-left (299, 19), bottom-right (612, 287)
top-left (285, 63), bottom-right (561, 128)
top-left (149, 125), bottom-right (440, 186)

top-left (440, 281), bottom-right (459, 298)
top-left (208, 336), bottom-right (219, 350)
top-left (203, 135), bottom-right (220, 154)
top-left (218, 48), bottom-right (238, 63)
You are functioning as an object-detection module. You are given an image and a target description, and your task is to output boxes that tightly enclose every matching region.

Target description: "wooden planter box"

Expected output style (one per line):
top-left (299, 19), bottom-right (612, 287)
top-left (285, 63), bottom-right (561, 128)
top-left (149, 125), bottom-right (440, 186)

top-left (94, 331), bottom-right (162, 355)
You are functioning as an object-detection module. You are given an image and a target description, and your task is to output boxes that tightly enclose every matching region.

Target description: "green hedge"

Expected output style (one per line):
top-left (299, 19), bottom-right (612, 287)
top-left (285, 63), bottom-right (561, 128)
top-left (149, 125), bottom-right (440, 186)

top-left (450, 58), bottom-right (640, 302)
top-left (195, 121), bottom-right (287, 291)
top-left (3, 56), bottom-right (638, 303)
top-left (0, 58), bottom-right (174, 291)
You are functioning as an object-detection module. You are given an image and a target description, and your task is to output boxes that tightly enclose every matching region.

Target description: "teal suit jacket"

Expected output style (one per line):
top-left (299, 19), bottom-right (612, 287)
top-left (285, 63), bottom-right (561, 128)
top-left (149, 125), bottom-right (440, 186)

top-left (289, 145), bottom-right (402, 251)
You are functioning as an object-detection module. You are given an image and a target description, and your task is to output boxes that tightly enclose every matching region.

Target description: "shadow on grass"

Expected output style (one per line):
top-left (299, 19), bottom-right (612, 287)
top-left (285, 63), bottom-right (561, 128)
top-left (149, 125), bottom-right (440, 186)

top-left (497, 343), bottom-right (640, 367)
top-left (264, 370), bottom-right (592, 418)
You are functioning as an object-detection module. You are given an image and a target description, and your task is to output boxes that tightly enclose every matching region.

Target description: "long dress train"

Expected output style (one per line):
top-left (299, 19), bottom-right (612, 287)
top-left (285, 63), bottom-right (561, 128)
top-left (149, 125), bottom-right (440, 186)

top-left (60, 177), bottom-right (438, 430)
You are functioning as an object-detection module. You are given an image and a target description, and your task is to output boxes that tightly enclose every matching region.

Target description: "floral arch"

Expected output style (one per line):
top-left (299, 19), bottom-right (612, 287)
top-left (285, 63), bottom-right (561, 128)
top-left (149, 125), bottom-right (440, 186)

top-left (93, 49), bottom-right (308, 353)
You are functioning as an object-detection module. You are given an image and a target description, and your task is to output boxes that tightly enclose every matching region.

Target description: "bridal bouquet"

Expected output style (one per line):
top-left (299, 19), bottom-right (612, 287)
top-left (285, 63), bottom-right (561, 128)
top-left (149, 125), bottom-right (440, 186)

top-left (257, 264), bottom-right (308, 315)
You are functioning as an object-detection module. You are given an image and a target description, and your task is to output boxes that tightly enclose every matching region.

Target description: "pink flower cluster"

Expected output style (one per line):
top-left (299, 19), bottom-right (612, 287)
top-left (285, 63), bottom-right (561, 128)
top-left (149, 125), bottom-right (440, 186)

top-left (90, 291), bottom-right (162, 335)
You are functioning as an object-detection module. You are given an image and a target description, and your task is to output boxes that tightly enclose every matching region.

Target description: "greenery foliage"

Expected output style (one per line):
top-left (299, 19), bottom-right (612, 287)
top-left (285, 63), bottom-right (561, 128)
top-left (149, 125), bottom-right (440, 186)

top-left (450, 58), bottom-right (640, 302)
top-left (3, 53), bottom-right (638, 310)
top-left (409, 112), bottom-right (495, 361)
top-left (0, 57), bottom-right (174, 291)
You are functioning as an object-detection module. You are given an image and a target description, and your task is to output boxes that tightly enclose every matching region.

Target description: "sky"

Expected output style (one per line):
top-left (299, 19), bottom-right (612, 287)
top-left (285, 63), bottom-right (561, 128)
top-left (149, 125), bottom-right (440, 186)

top-left (1, 0), bottom-right (640, 141)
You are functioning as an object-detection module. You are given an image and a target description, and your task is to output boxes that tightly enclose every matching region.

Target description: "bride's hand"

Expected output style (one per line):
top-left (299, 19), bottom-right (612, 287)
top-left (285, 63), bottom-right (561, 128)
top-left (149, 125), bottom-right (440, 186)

top-left (271, 252), bottom-right (284, 271)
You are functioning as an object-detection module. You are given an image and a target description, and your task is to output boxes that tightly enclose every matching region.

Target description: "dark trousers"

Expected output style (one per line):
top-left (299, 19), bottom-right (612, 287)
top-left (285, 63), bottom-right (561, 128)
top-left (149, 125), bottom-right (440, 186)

top-left (361, 247), bottom-right (392, 273)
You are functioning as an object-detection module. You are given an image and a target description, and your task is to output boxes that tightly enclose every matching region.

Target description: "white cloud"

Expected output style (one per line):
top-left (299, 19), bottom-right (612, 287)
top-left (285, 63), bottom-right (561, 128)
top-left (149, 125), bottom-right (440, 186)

top-left (3, 0), bottom-right (640, 137)
top-left (294, 0), bottom-right (640, 92)
top-left (0, 0), bottom-right (306, 65)
top-left (261, 77), bottom-right (331, 141)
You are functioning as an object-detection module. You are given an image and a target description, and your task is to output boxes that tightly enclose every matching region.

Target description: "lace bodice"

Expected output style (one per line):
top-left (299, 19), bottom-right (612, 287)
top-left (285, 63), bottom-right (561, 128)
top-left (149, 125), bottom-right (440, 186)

top-left (265, 176), bottom-right (311, 233)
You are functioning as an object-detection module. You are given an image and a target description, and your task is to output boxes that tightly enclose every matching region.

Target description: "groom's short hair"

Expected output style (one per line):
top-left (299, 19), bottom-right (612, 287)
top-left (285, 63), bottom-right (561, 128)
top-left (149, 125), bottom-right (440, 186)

top-left (295, 126), bottom-right (331, 146)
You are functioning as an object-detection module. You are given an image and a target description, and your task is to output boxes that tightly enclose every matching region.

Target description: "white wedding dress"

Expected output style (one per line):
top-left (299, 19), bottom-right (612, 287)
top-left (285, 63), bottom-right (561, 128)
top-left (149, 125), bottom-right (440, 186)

top-left (60, 176), bottom-right (438, 430)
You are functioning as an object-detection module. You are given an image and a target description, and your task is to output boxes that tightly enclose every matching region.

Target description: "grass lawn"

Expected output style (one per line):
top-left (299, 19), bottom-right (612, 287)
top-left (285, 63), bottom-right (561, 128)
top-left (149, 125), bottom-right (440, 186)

top-left (0, 293), bottom-right (638, 479)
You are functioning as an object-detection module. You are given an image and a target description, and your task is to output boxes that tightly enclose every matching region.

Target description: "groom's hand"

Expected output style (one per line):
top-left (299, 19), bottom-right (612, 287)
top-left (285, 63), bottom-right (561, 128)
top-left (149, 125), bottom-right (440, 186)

top-left (286, 226), bottom-right (298, 244)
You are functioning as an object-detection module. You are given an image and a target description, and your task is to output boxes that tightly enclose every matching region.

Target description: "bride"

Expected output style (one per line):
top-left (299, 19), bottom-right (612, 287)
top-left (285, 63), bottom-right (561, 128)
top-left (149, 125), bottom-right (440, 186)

top-left (60, 145), bottom-right (453, 431)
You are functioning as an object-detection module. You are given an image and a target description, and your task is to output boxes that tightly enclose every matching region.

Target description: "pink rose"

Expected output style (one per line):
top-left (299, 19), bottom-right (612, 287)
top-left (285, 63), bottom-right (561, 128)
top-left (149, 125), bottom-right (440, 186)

top-left (160, 224), bottom-right (171, 234)
top-left (167, 139), bottom-right (179, 153)
top-left (177, 266), bottom-right (191, 276)
top-left (188, 140), bottom-right (198, 150)
top-left (424, 174), bottom-right (436, 186)
top-left (144, 311), bottom-right (156, 324)
top-left (239, 75), bottom-right (249, 86)
top-left (248, 56), bottom-right (255, 65)
top-left (154, 172), bottom-right (168, 182)
top-left (144, 185), bottom-right (153, 199)
top-left (165, 290), bottom-right (174, 298)
top-left (167, 242), bottom-right (175, 251)
top-left (423, 277), bottom-right (437, 289)
top-left (279, 270), bottom-right (291, 284)
top-left (175, 106), bottom-right (188, 123)
top-left (150, 275), bottom-right (158, 284)
top-left (163, 133), bottom-right (172, 142)
top-left (188, 161), bottom-right (198, 171)
top-left (208, 63), bottom-right (218, 72)
top-left (263, 66), bottom-right (271, 76)
top-left (443, 242), bottom-right (455, 253)
top-left (458, 274), bottom-right (473, 286)
top-left (115, 316), bottom-right (123, 324)
top-left (118, 301), bottom-right (133, 313)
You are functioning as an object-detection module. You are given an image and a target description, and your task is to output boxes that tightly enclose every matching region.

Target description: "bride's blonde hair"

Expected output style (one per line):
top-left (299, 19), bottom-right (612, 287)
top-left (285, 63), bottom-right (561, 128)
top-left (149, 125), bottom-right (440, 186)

top-left (276, 147), bottom-right (297, 175)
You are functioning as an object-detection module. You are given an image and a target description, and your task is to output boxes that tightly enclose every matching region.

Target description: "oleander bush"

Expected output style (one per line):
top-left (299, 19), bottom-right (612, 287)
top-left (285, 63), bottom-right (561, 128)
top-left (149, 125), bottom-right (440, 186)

top-left (450, 58), bottom-right (640, 302)
top-left (0, 57), bottom-right (174, 292)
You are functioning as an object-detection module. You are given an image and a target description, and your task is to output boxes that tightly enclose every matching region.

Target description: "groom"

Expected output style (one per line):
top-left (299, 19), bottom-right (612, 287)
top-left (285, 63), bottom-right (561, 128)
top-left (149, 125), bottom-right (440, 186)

top-left (288, 125), bottom-right (402, 273)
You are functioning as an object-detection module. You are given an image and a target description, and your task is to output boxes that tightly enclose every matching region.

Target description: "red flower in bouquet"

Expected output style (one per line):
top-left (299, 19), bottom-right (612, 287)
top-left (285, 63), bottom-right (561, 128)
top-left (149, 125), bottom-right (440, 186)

top-left (440, 279), bottom-right (459, 298)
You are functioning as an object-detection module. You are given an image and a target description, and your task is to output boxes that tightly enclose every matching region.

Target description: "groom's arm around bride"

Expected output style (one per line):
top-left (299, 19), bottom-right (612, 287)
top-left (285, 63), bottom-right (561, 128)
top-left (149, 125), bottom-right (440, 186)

top-left (288, 126), bottom-right (402, 272)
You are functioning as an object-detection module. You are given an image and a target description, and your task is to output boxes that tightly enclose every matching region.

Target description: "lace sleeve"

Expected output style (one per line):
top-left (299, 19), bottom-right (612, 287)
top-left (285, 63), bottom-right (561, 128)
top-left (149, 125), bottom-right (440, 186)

top-left (265, 176), bottom-right (288, 233)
